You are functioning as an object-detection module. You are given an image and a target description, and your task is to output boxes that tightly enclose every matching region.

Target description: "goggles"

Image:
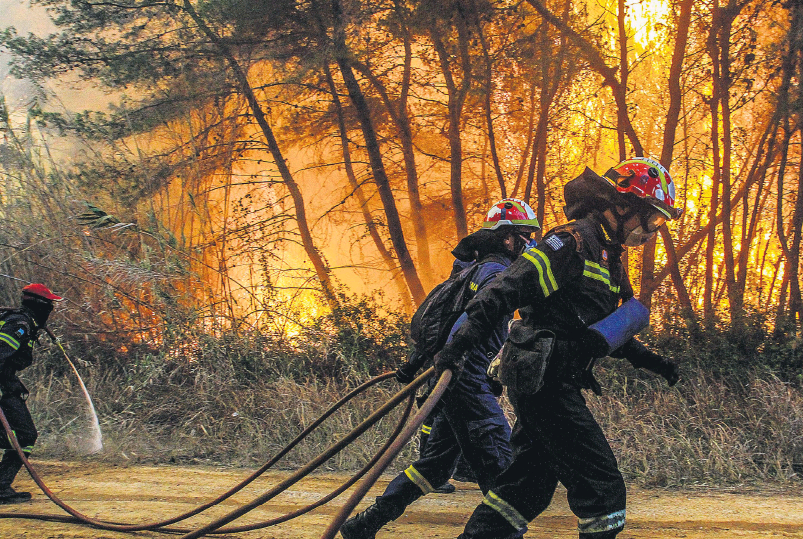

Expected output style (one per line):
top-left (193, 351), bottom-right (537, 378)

top-left (642, 211), bottom-right (667, 233)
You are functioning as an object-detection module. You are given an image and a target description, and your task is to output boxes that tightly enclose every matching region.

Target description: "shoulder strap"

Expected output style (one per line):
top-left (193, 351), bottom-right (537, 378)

top-left (0, 308), bottom-right (20, 321)
top-left (547, 222), bottom-right (585, 252)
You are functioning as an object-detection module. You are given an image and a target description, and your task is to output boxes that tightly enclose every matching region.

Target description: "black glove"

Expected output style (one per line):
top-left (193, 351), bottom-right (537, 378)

top-left (0, 375), bottom-right (27, 399)
top-left (655, 359), bottom-right (680, 386)
top-left (621, 340), bottom-right (679, 387)
top-left (489, 377), bottom-right (504, 397)
top-left (395, 362), bottom-right (419, 385)
top-left (434, 334), bottom-right (472, 380)
top-left (433, 346), bottom-right (465, 379)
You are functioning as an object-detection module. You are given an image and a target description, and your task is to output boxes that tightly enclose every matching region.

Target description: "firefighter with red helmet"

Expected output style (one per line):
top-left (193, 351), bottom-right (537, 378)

top-left (0, 283), bottom-right (62, 503)
top-left (434, 158), bottom-right (682, 539)
top-left (340, 199), bottom-right (540, 539)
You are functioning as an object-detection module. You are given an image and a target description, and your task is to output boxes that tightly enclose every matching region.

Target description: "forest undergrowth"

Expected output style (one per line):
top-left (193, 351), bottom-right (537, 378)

top-left (20, 299), bottom-right (803, 489)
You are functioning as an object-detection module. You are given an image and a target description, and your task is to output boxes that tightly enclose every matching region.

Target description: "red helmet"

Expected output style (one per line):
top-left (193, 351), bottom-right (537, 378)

top-left (605, 157), bottom-right (682, 220)
top-left (482, 198), bottom-right (540, 231)
top-left (22, 283), bottom-right (63, 302)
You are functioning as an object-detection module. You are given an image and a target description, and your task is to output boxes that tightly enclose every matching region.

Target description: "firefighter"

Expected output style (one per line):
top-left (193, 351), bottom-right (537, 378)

top-left (435, 158), bottom-right (682, 539)
top-left (0, 283), bottom-right (62, 503)
top-left (340, 199), bottom-right (540, 539)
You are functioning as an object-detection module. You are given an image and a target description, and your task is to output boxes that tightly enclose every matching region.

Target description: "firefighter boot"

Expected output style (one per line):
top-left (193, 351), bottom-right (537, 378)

top-left (0, 450), bottom-right (31, 504)
top-left (433, 481), bottom-right (456, 494)
top-left (339, 503), bottom-right (390, 539)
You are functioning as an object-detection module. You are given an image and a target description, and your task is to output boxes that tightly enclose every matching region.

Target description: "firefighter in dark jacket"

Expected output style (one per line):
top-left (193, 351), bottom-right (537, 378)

top-left (340, 199), bottom-right (540, 539)
top-left (435, 158), bottom-right (682, 539)
top-left (0, 283), bottom-right (62, 503)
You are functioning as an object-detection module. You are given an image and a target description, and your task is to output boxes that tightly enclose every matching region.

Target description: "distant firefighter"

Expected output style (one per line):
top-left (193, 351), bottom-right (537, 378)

top-left (0, 283), bottom-right (63, 503)
top-left (435, 158), bottom-right (682, 539)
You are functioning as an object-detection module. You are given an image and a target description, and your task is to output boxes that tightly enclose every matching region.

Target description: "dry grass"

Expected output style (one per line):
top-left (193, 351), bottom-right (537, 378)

top-left (18, 338), bottom-right (803, 488)
top-left (590, 362), bottom-right (803, 487)
top-left (26, 361), bottom-right (416, 472)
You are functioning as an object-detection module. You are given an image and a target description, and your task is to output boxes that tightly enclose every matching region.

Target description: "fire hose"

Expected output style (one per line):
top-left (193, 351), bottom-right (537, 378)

top-left (0, 355), bottom-right (450, 537)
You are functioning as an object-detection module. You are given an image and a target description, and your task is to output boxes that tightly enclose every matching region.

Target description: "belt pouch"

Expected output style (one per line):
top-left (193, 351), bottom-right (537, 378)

top-left (498, 322), bottom-right (555, 396)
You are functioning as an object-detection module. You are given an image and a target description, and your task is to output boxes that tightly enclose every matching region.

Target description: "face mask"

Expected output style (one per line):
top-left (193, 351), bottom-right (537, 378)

top-left (623, 226), bottom-right (656, 247)
top-left (22, 297), bottom-right (54, 327)
top-left (619, 207), bottom-right (666, 247)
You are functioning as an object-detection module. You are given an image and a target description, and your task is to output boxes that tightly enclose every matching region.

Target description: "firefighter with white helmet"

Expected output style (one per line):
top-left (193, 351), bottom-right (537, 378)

top-left (434, 158), bottom-right (682, 539)
top-left (340, 199), bottom-right (539, 539)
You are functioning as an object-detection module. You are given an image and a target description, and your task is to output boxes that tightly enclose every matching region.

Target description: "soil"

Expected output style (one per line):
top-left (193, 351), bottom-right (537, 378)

top-left (0, 461), bottom-right (801, 538)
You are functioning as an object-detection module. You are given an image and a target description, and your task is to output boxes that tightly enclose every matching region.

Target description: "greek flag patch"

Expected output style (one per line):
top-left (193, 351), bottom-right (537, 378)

top-left (544, 235), bottom-right (564, 251)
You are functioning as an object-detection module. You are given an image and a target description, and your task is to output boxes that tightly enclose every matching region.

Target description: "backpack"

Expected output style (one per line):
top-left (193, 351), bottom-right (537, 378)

top-left (409, 262), bottom-right (480, 363)
top-left (410, 253), bottom-right (510, 362)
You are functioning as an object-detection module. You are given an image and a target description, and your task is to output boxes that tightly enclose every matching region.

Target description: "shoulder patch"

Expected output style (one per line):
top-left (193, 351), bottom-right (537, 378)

top-left (544, 235), bottom-right (565, 251)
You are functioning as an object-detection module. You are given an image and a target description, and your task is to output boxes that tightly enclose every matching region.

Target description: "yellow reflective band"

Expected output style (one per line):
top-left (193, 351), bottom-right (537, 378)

top-left (404, 465), bottom-right (435, 494)
top-left (0, 333), bottom-right (20, 350)
top-left (578, 509), bottom-right (626, 534)
top-left (420, 424), bottom-right (432, 435)
top-left (522, 249), bottom-right (558, 297)
top-left (482, 490), bottom-right (529, 531)
top-left (585, 260), bottom-right (610, 278)
top-left (469, 281), bottom-right (478, 292)
top-left (583, 262), bottom-right (620, 293)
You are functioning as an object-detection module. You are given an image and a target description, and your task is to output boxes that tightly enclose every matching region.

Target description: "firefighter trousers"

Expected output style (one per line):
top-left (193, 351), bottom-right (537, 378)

top-left (371, 378), bottom-right (513, 522)
top-left (0, 391), bottom-right (37, 488)
top-left (459, 383), bottom-right (626, 539)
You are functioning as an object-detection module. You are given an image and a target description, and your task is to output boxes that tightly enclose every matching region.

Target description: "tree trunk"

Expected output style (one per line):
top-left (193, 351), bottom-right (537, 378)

top-left (477, 19), bottom-right (506, 199)
top-left (525, 1), bottom-right (570, 229)
top-left (183, 0), bottom-right (340, 311)
top-left (718, 5), bottom-right (743, 331)
top-left (513, 80), bottom-right (538, 199)
top-left (331, 0), bottom-right (426, 304)
top-left (352, 3), bottom-right (434, 285)
top-left (430, 9), bottom-right (472, 239)
top-left (523, 0), bottom-right (644, 156)
top-left (616, 0), bottom-right (628, 161)
top-left (704, 4), bottom-right (724, 325)
top-left (323, 64), bottom-right (414, 313)
top-left (790, 128), bottom-right (803, 331)
top-left (641, 0), bottom-right (693, 312)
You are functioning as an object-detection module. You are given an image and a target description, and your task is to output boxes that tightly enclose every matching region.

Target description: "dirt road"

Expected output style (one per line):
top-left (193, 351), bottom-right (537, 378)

top-left (0, 461), bottom-right (801, 538)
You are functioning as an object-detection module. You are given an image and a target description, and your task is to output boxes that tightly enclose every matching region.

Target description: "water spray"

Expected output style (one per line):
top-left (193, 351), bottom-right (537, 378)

top-left (44, 328), bottom-right (103, 454)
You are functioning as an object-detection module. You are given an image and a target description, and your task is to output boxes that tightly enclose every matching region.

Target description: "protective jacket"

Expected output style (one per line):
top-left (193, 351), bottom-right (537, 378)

top-left (341, 234), bottom-right (518, 539)
top-left (451, 214), bottom-right (673, 539)
top-left (0, 309), bottom-right (38, 397)
top-left (447, 254), bottom-right (512, 391)
top-left (451, 214), bottom-right (667, 391)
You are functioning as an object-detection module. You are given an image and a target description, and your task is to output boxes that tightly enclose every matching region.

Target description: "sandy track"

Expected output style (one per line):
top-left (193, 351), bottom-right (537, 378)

top-left (0, 461), bottom-right (801, 538)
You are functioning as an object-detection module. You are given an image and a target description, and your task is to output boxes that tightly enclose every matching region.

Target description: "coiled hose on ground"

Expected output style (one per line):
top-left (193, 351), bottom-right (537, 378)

top-left (0, 359), bottom-right (450, 538)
